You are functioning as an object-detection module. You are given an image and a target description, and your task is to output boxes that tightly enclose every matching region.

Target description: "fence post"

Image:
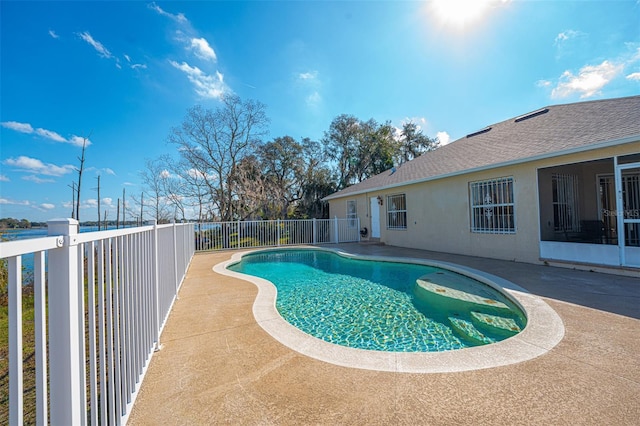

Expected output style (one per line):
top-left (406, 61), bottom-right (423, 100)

top-left (277, 219), bottom-right (281, 246)
top-left (357, 217), bottom-right (361, 242)
top-left (334, 216), bottom-right (339, 243)
top-left (173, 221), bottom-right (178, 294)
top-left (47, 218), bottom-right (83, 425)
top-left (313, 218), bottom-right (317, 244)
top-left (152, 220), bottom-right (161, 351)
top-left (237, 220), bottom-right (241, 248)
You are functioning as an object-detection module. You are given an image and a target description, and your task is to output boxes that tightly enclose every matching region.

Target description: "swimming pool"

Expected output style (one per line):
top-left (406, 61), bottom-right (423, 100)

top-left (215, 247), bottom-right (564, 373)
top-left (227, 249), bottom-right (526, 352)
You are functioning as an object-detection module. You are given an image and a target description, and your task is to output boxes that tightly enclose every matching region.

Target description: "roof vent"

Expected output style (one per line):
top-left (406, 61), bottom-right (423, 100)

top-left (390, 166), bottom-right (397, 175)
top-left (466, 127), bottom-right (492, 138)
top-left (515, 108), bottom-right (549, 123)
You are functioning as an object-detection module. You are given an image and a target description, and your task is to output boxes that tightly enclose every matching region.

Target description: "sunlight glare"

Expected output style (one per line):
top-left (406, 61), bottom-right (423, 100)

top-left (430, 0), bottom-right (494, 28)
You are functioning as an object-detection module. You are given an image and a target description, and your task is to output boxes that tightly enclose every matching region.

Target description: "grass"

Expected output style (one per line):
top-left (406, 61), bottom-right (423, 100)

top-left (0, 286), bottom-right (38, 425)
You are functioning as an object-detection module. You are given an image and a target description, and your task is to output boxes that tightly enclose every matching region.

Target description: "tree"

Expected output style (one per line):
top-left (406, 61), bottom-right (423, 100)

top-left (257, 136), bottom-right (306, 218)
top-left (397, 121), bottom-right (439, 164)
top-left (322, 115), bottom-right (399, 190)
top-left (322, 114), bottom-right (361, 190)
top-left (74, 136), bottom-right (89, 222)
top-left (139, 158), bottom-right (172, 223)
top-left (297, 138), bottom-right (335, 218)
top-left (168, 95), bottom-right (269, 221)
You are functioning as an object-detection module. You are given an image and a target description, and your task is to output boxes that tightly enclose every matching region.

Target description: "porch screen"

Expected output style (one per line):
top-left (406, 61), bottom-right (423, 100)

top-left (347, 200), bottom-right (357, 228)
top-left (470, 177), bottom-right (515, 234)
top-left (552, 173), bottom-right (580, 232)
top-left (387, 194), bottom-right (407, 229)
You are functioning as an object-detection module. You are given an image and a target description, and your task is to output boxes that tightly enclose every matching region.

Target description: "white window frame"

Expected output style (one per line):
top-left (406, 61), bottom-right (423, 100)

top-left (469, 177), bottom-right (516, 234)
top-left (386, 194), bottom-right (407, 230)
top-left (346, 200), bottom-right (358, 228)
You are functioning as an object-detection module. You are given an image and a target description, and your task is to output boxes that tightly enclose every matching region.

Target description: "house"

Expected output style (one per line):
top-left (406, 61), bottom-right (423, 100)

top-left (323, 96), bottom-right (640, 271)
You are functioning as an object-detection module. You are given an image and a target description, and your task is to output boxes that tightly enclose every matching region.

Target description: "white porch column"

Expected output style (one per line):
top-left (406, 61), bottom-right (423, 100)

top-left (47, 218), bottom-right (84, 425)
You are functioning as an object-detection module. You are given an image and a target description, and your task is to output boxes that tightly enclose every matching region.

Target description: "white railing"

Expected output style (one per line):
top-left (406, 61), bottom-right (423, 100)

top-left (0, 218), bottom-right (195, 425)
top-left (194, 217), bottom-right (360, 251)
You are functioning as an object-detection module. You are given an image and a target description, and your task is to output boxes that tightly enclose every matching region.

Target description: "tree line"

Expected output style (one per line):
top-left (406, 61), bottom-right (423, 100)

top-left (140, 94), bottom-right (440, 223)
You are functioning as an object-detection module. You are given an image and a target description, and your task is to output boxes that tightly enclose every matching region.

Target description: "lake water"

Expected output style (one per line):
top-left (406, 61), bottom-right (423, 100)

top-left (1, 226), bottom-right (136, 281)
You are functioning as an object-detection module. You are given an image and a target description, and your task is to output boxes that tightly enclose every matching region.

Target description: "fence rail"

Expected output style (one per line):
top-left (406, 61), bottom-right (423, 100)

top-left (0, 219), bottom-right (195, 425)
top-left (195, 217), bottom-right (360, 251)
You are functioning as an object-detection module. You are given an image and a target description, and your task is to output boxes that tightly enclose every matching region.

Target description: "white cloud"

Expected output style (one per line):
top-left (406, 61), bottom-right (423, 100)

top-left (536, 80), bottom-right (552, 88)
top-left (551, 60), bottom-right (624, 99)
top-left (627, 72), bottom-right (640, 81)
top-left (103, 168), bottom-right (116, 176)
top-left (148, 2), bottom-right (188, 24)
top-left (1, 121), bottom-right (34, 133)
top-left (554, 29), bottom-right (584, 45)
top-left (186, 168), bottom-right (207, 179)
top-left (35, 128), bottom-right (66, 143)
top-left (123, 53), bottom-right (147, 70)
top-left (299, 71), bottom-right (318, 81)
top-left (306, 91), bottom-right (322, 108)
top-left (23, 175), bottom-right (56, 184)
top-left (68, 135), bottom-right (91, 147)
top-left (0, 198), bottom-right (30, 206)
top-left (82, 199), bottom-right (99, 208)
top-left (169, 60), bottom-right (228, 99)
top-left (41, 203), bottom-right (55, 210)
top-left (0, 174), bottom-right (9, 182)
top-left (436, 131), bottom-right (451, 145)
top-left (4, 156), bottom-right (75, 177)
top-left (2, 121), bottom-right (91, 146)
top-left (78, 31), bottom-right (112, 58)
top-left (297, 71), bottom-right (322, 109)
top-left (190, 37), bottom-right (217, 62)
top-left (49, 30), bottom-right (60, 39)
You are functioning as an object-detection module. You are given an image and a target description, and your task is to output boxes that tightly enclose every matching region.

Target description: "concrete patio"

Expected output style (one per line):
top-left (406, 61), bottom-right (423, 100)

top-left (127, 244), bottom-right (639, 425)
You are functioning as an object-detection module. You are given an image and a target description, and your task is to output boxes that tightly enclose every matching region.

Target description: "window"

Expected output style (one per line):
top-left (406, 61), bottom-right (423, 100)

top-left (470, 177), bottom-right (515, 234)
top-left (346, 200), bottom-right (357, 228)
top-left (552, 174), bottom-right (580, 232)
top-left (387, 194), bottom-right (407, 229)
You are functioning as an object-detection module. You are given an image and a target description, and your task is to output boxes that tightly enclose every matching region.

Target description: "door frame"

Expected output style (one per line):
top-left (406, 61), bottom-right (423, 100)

top-left (614, 158), bottom-right (640, 267)
top-left (370, 197), bottom-right (381, 238)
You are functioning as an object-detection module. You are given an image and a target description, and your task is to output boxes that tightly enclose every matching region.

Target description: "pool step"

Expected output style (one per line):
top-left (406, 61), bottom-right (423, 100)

top-left (448, 317), bottom-right (495, 344)
top-left (471, 312), bottom-right (521, 333)
top-left (417, 273), bottom-right (509, 309)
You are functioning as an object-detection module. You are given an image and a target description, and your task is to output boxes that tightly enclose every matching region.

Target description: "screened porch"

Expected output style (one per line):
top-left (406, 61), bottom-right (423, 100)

top-left (538, 153), bottom-right (640, 268)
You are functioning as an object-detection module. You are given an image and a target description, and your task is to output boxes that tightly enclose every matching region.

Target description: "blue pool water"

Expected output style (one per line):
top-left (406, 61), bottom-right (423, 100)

top-left (228, 249), bottom-right (526, 352)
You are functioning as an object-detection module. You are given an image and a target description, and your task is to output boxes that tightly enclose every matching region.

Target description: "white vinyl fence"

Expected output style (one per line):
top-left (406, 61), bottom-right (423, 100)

top-left (0, 219), bottom-right (195, 425)
top-left (195, 217), bottom-right (361, 251)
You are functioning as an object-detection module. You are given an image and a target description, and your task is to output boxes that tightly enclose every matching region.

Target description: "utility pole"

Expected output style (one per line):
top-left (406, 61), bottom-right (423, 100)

top-left (140, 192), bottom-right (144, 226)
top-left (75, 137), bottom-right (88, 224)
top-left (68, 182), bottom-right (77, 219)
top-left (122, 188), bottom-right (126, 228)
top-left (96, 175), bottom-right (101, 230)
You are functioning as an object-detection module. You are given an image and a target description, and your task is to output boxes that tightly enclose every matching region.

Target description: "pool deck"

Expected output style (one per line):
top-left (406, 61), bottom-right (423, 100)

top-left (127, 244), bottom-right (640, 425)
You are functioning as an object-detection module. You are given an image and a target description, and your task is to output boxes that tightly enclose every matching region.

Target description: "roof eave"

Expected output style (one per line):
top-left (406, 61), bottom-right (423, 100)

top-left (322, 134), bottom-right (640, 201)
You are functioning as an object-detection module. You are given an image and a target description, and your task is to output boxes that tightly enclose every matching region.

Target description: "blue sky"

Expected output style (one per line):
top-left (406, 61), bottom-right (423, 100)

top-left (1, 1), bottom-right (639, 222)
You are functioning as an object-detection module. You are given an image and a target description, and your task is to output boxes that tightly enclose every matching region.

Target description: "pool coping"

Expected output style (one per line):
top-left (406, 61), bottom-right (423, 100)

top-left (213, 246), bottom-right (565, 373)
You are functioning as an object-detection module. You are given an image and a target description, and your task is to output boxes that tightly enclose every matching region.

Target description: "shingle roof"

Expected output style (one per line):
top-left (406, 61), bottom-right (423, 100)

top-left (324, 95), bottom-right (640, 200)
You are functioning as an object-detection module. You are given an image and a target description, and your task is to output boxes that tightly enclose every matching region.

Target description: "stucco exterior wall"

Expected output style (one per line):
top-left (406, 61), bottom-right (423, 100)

top-left (327, 142), bottom-right (640, 265)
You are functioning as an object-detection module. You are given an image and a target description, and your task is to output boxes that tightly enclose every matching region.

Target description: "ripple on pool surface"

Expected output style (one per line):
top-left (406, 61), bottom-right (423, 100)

top-left (276, 269), bottom-right (466, 352)
top-left (229, 249), bottom-right (526, 352)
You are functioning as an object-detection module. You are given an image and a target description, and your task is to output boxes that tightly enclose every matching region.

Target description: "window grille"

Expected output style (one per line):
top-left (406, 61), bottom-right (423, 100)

top-left (346, 200), bottom-right (357, 228)
top-left (387, 194), bottom-right (407, 229)
top-left (470, 177), bottom-right (515, 234)
top-left (552, 174), bottom-right (580, 232)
